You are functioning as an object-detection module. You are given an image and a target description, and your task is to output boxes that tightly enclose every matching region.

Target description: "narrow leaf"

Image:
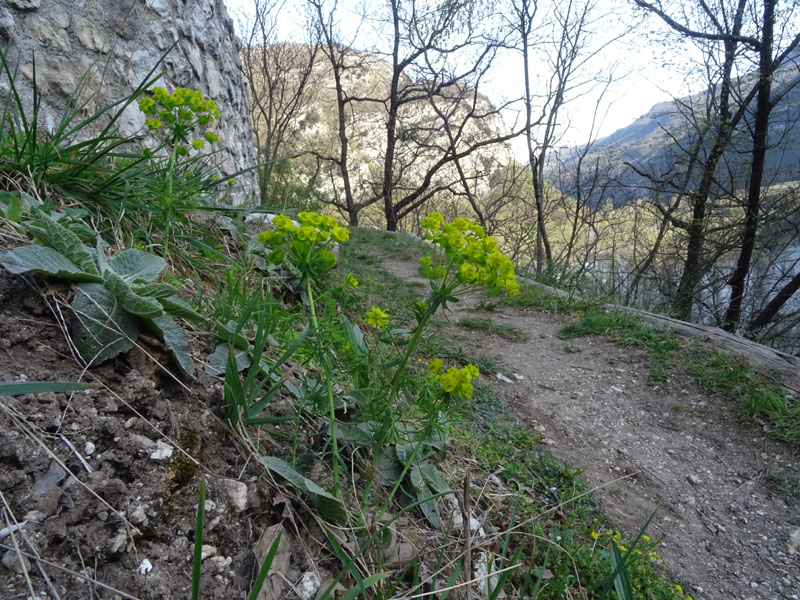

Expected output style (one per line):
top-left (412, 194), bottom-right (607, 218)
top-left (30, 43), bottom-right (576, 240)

top-left (248, 531), bottom-right (283, 600)
top-left (341, 573), bottom-right (390, 600)
top-left (610, 540), bottom-right (634, 600)
top-left (191, 476), bottom-right (206, 600)
top-left (0, 381), bottom-right (99, 396)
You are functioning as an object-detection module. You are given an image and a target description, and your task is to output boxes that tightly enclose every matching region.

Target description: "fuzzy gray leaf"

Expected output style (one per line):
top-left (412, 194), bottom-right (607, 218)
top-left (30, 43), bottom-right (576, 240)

top-left (204, 343), bottom-right (251, 376)
top-left (159, 295), bottom-right (205, 322)
top-left (145, 314), bottom-right (195, 378)
top-left (109, 249), bottom-right (166, 282)
top-left (259, 456), bottom-right (347, 524)
top-left (0, 245), bottom-right (101, 282)
top-left (38, 211), bottom-right (98, 275)
top-left (103, 269), bottom-right (164, 318)
top-left (71, 283), bottom-right (138, 365)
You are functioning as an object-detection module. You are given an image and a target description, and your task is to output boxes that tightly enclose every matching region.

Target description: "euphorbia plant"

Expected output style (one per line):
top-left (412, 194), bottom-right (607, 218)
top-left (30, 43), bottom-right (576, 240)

top-left (257, 211), bottom-right (350, 496)
top-left (138, 86), bottom-right (221, 255)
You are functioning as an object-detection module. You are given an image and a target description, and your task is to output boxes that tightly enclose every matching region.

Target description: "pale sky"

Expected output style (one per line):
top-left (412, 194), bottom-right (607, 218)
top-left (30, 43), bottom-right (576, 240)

top-left (224, 0), bottom-right (688, 151)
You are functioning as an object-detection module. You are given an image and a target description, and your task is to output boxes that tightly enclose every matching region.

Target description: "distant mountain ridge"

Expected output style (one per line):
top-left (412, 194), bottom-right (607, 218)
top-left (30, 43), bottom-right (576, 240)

top-left (568, 69), bottom-right (800, 204)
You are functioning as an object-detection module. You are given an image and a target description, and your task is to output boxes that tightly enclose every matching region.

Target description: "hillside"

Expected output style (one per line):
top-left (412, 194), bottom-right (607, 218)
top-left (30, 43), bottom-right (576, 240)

top-left (249, 44), bottom-right (519, 226)
top-left (565, 65), bottom-right (800, 204)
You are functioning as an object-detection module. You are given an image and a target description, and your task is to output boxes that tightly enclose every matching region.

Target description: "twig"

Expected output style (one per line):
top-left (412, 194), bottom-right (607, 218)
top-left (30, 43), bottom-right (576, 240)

top-left (59, 434), bottom-right (94, 473)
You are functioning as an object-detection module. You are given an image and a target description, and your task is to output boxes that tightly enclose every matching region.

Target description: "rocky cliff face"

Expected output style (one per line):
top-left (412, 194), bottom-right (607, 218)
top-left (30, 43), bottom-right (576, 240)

top-left (0, 0), bottom-right (257, 204)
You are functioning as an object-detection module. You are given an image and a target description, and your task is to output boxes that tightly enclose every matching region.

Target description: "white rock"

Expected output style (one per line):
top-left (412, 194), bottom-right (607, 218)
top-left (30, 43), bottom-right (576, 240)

top-left (296, 571), bottom-right (321, 600)
top-left (221, 479), bottom-right (248, 512)
top-left (201, 545), bottom-right (217, 560)
top-left (150, 441), bottom-right (173, 460)
top-left (84, 442), bottom-right (96, 456)
top-left (138, 558), bottom-right (152, 575)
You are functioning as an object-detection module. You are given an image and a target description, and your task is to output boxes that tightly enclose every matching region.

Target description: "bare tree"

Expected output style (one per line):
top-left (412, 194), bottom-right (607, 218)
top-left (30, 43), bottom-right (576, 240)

top-left (240, 0), bottom-right (321, 205)
top-left (632, 0), bottom-right (800, 324)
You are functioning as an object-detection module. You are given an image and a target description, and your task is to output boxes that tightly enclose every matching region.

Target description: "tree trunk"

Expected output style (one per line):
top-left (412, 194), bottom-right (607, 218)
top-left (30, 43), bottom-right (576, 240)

top-left (745, 270), bottom-right (800, 337)
top-left (722, 0), bottom-right (775, 331)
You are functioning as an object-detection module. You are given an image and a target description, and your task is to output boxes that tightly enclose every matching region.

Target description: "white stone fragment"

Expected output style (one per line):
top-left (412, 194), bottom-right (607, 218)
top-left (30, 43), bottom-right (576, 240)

top-left (150, 441), bottom-right (173, 460)
top-left (221, 479), bottom-right (248, 512)
top-left (138, 558), bottom-right (152, 574)
top-left (296, 571), bottom-right (321, 600)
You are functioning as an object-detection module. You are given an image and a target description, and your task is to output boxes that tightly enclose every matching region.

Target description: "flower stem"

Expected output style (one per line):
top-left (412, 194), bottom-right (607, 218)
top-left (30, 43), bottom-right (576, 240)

top-left (163, 140), bottom-right (179, 257)
top-left (305, 277), bottom-right (341, 499)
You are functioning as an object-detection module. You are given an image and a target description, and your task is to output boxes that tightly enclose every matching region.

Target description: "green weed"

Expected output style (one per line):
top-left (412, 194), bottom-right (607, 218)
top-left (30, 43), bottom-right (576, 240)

top-left (681, 347), bottom-right (800, 446)
top-left (457, 316), bottom-right (526, 341)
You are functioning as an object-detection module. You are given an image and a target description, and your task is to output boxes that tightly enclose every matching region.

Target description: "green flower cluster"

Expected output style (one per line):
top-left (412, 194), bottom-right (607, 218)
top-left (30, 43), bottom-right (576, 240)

top-left (257, 211), bottom-right (349, 280)
top-left (419, 213), bottom-right (519, 296)
top-left (428, 359), bottom-right (478, 399)
top-left (138, 86), bottom-right (220, 156)
top-left (365, 306), bottom-right (389, 328)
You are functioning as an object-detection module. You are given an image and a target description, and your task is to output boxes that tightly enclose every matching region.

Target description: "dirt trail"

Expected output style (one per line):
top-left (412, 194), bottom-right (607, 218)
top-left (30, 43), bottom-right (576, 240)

top-left (382, 257), bottom-right (800, 600)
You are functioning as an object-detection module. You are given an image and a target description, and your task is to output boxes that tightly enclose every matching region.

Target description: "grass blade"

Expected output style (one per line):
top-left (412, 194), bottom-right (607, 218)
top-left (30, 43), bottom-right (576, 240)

top-left (247, 530), bottom-right (283, 600)
top-left (0, 381), bottom-right (99, 396)
top-left (191, 476), bottom-right (206, 600)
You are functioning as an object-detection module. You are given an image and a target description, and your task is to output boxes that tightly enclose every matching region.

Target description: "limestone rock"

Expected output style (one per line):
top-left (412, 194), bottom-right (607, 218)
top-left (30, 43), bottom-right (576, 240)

top-left (7, 0), bottom-right (40, 11)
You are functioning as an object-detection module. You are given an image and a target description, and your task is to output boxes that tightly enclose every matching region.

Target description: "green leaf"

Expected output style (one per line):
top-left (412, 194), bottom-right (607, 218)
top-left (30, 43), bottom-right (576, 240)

top-left (0, 191), bottom-right (22, 222)
top-left (259, 456), bottom-right (347, 524)
top-left (0, 381), bottom-right (99, 396)
top-left (144, 314), bottom-right (195, 378)
top-left (132, 281), bottom-right (180, 299)
top-left (0, 245), bottom-right (101, 281)
top-left (341, 573), bottom-right (390, 600)
top-left (215, 320), bottom-right (250, 351)
top-left (103, 269), bottom-right (164, 318)
top-left (610, 540), bottom-right (634, 600)
top-left (109, 249), bottom-right (166, 282)
top-left (205, 343), bottom-right (251, 376)
top-left (409, 464), bottom-right (442, 528)
top-left (71, 282), bottom-right (139, 364)
top-left (36, 210), bottom-right (98, 275)
top-left (159, 295), bottom-right (205, 321)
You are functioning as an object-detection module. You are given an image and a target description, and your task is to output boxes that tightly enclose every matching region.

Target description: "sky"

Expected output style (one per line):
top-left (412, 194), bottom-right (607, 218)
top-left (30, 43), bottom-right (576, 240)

top-left (224, 0), bottom-right (691, 151)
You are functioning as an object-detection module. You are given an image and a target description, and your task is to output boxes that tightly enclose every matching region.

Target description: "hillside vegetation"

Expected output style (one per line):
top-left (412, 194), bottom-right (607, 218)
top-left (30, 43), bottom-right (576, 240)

top-left (0, 51), bottom-right (726, 599)
top-left (240, 0), bottom-right (800, 354)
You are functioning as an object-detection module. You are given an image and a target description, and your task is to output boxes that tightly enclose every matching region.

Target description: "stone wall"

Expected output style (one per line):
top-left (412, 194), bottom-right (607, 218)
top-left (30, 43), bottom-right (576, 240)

top-left (0, 0), bottom-right (258, 205)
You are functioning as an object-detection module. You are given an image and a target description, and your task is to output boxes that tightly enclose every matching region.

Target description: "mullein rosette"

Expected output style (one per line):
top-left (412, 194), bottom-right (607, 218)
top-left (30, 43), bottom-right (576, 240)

top-left (257, 211), bottom-right (349, 282)
top-left (417, 212), bottom-right (519, 311)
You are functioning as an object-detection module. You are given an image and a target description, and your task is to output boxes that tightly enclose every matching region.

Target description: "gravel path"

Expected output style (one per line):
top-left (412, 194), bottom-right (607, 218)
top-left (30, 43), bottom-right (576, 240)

top-left (383, 257), bottom-right (800, 600)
